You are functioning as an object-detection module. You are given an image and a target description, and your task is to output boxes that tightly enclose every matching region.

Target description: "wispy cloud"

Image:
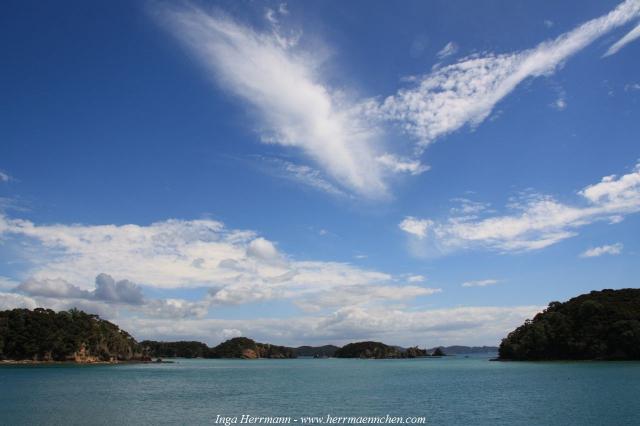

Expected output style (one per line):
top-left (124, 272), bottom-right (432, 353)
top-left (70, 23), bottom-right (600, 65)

top-left (436, 41), bottom-right (458, 59)
top-left (604, 22), bottom-right (640, 56)
top-left (0, 170), bottom-right (12, 183)
top-left (261, 157), bottom-right (348, 197)
top-left (580, 243), bottom-right (623, 258)
top-left (399, 162), bottom-right (640, 254)
top-left (377, 0), bottom-right (640, 150)
top-left (159, 5), bottom-right (388, 198)
top-left (462, 279), bottom-right (499, 288)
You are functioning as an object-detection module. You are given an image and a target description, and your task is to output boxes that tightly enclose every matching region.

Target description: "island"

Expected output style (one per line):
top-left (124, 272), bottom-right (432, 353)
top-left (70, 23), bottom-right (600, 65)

top-left (499, 288), bottom-right (640, 361)
top-left (0, 308), bottom-right (462, 362)
top-left (0, 308), bottom-right (147, 363)
top-left (333, 341), bottom-right (429, 358)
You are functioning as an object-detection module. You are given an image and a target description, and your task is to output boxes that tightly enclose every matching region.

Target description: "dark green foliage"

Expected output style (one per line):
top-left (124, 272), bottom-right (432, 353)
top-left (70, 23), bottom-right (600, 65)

top-left (208, 337), bottom-right (296, 359)
top-left (431, 347), bottom-right (445, 356)
top-left (0, 308), bottom-right (142, 361)
top-left (140, 340), bottom-right (211, 358)
top-left (499, 289), bottom-right (640, 360)
top-left (404, 346), bottom-right (429, 357)
top-left (334, 341), bottom-right (405, 358)
top-left (428, 346), bottom-right (498, 355)
top-left (295, 345), bottom-right (339, 357)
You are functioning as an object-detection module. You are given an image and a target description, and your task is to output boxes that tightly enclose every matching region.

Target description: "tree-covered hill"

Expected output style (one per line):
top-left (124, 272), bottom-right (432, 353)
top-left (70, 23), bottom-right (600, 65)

top-left (499, 289), bottom-right (640, 360)
top-left (209, 337), bottom-right (296, 359)
top-left (335, 341), bottom-right (394, 358)
top-left (139, 340), bottom-right (210, 358)
top-left (295, 345), bottom-right (339, 357)
top-left (0, 308), bottom-right (144, 362)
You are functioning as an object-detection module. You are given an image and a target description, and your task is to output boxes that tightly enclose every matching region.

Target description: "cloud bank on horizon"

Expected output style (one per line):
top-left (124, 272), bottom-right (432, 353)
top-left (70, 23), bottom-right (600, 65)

top-left (159, 0), bottom-right (640, 198)
top-left (0, 211), bottom-right (542, 345)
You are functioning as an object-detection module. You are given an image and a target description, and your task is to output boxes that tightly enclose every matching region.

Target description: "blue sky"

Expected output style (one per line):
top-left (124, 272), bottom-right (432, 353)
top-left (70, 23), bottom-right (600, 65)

top-left (1, 0), bottom-right (639, 346)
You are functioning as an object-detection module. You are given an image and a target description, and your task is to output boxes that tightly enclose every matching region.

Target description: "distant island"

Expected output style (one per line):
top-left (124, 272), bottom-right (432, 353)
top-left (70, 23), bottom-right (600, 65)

top-left (334, 341), bottom-right (429, 358)
top-left (1, 308), bottom-right (451, 363)
top-left (499, 288), bottom-right (640, 361)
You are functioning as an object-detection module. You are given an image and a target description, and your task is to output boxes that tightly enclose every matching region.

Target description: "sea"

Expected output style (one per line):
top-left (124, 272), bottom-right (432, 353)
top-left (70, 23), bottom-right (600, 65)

top-left (1, 355), bottom-right (639, 425)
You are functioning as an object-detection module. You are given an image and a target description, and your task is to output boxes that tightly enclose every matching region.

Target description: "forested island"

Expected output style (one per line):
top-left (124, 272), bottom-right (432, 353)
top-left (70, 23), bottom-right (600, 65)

top-left (499, 289), bottom-right (640, 361)
top-left (0, 308), bottom-right (441, 362)
top-left (10, 287), bottom-right (639, 365)
top-left (333, 341), bottom-right (431, 358)
top-left (0, 308), bottom-right (146, 362)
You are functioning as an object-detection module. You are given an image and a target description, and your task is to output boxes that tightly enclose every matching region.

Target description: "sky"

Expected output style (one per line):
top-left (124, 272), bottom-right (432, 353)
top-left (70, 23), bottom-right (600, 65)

top-left (1, 0), bottom-right (639, 347)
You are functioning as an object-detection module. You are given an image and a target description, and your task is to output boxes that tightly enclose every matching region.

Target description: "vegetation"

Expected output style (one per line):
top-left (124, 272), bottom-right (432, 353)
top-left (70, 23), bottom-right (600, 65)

top-left (499, 289), bottom-right (640, 360)
top-left (334, 341), bottom-right (405, 358)
top-left (295, 345), bottom-right (339, 357)
top-left (428, 345), bottom-right (498, 355)
top-left (431, 347), bottom-right (445, 356)
top-left (209, 337), bottom-right (296, 359)
top-left (0, 308), bottom-right (143, 362)
top-left (140, 340), bottom-right (210, 358)
top-left (0, 308), bottom-right (441, 362)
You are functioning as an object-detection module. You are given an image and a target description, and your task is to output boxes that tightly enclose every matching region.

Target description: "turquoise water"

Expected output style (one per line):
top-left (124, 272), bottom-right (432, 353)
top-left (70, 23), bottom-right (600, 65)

top-left (1, 356), bottom-right (640, 425)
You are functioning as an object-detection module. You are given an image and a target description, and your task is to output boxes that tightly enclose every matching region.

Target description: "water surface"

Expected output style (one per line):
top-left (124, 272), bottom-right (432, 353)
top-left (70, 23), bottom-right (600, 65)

top-left (1, 356), bottom-right (639, 425)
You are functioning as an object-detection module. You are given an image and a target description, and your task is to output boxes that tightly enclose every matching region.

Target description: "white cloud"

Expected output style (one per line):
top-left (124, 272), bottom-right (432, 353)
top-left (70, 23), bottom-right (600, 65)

top-left (0, 276), bottom-right (19, 291)
top-left (376, 0), bottom-right (640, 149)
top-left (17, 278), bottom-right (91, 299)
top-left (407, 274), bottom-right (426, 283)
top-left (0, 170), bottom-right (11, 183)
top-left (625, 82), bottom-right (640, 91)
top-left (552, 96), bottom-right (567, 110)
top-left (604, 22), bottom-right (640, 56)
top-left (0, 292), bottom-right (37, 310)
top-left (117, 304), bottom-right (541, 347)
top-left (544, 20), bottom-right (554, 28)
top-left (376, 154), bottom-right (429, 176)
top-left (436, 41), bottom-right (458, 59)
top-left (462, 279), bottom-right (499, 288)
top-left (263, 157), bottom-right (348, 197)
top-left (0, 214), bottom-right (438, 314)
top-left (399, 162), bottom-right (640, 253)
top-left (160, 5), bottom-right (388, 198)
top-left (399, 217), bottom-right (432, 239)
top-left (246, 237), bottom-right (281, 261)
top-left (14, 274), bottom-right (207, 318)
top-left (580, 243), bottom-right (623, 258)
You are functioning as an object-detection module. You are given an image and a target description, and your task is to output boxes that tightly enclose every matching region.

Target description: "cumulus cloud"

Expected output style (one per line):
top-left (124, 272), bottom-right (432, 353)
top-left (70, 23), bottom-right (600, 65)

top-left (94, 273), bottom-right (145, 304)
top-left (580, 243), bottom-right (623, 258)
top-left (17, 278), bottom-right (91, 299)
top-left (604, 22), bottom-right (640, 56)
top-left (159, 5), bottom-right (388, 198)
top-left (462, 279), bottom-right (499, 288)
top-left (376, 0), bottom-right (640, 149)
top-left (399, 217), bottom-right (432, 239)
top-left (0, 211), bottom-right (545, 345)
top-left (399, 162), bottom-right (640, 253)
top-left (0, 292), bottom-right (37, 310)
top-left (0, 214), bottom-right (437, 316)
top-left (14, 274), bottom-right (211, 319)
